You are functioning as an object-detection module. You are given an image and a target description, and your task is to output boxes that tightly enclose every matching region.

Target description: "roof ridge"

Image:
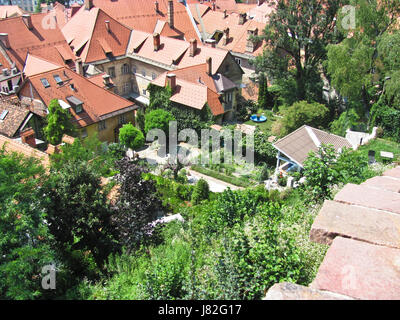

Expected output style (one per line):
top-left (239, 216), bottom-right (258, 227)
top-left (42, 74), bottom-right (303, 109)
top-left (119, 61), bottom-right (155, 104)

top-left (82, 7), bottom-right (100, 62)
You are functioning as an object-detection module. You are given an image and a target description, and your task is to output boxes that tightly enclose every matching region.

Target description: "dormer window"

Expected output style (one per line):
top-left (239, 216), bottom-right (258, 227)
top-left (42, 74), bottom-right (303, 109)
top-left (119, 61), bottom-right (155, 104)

top-left (40, 78), bottom-right (50, 88)
top-left (66, 95), bottom-right (84, 114)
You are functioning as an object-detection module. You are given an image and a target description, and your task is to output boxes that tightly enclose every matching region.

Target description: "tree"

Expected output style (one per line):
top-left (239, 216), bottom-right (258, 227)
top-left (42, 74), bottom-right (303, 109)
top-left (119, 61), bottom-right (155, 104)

top-left (43, 99), bottom-right (75, 145)
top-left (254, 0), bottom-right (344, 105)
top-left (326, 0), bottom-right (400, 114)
top-left (42, 161), bottom-right (117, 278)
top-left (257, 73), bottom-right (273, 110)
top-left (278, 100), bottom-right (329, 136)
top-left (144, 109), bottom-right (175, 135)
top-left (0, 149), bottom-right (54, 299)
top-left (253, 129), bottom-right (277, 165)
top-left (191, 179), bottom-right (210, 205)
top-left (119, 123), bottom-right (145, 150)
top-left (112, 158), bottom-right (163, 252)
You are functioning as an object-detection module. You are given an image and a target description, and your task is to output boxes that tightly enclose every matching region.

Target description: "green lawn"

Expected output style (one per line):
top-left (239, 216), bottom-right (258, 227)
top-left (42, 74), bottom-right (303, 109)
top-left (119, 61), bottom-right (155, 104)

top-left (243, 109), bottom-right (277, 134)
top-left (356, 138), bottom-right (400, 163)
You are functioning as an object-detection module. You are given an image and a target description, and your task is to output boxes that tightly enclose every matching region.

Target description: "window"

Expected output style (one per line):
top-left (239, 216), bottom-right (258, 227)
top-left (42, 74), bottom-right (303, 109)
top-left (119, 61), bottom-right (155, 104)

top-left (0, 110), bottom-right (8, 120)
top-left (121, 63), bottom-right (130, 75)
top-left (226, 91), bottom-right (233, 102)
top-left (141, 70), bottom-right (146, 77)
top-left (152, 73), bottom-right (157, 80)
top-left (235, 58), bottom-right (241, 66)
top-left (40, 78), bottom-right (50, 88)
top-left (108, 67), bottom-right (116, 78)
top-left (123, 82), bottom-right (131, 94)
top-left (75, 104), bottom-right (83, 113)
top-left (142, 89), bottom-right (147, 96)
top-left (118, 114), bottom-right (126, 125)
top-left (132, 65), bottom-right (137, 74)
top-left (98, 120), bottom-right (106, 131)
top-left (53, 74), bottom-right (63, 85)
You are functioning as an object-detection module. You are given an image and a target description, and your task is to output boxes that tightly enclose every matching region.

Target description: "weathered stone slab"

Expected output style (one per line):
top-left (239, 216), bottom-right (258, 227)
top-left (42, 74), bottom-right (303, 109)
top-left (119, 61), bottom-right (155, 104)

top-left (264, 282), bottom-right (354, 300)
top-left (310, 200), bottom-right (400, 248)
top-left (362, 176), bottom-right (400, 193)
top-left (383, 166), bottom-right (400, 179)
top-left (334, 184), bottom-right (400, 215)
top-left (311, 237), bottom-right (400, 300)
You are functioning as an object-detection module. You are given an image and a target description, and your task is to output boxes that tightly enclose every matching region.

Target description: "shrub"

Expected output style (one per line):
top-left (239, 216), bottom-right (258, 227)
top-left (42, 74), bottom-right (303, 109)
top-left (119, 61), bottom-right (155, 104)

top-left (191, 179), bottom-right (210, 205)
top-left (119, 123), bottom-right (145, 150)
top-left (144, 109), bottom-right (175, 135)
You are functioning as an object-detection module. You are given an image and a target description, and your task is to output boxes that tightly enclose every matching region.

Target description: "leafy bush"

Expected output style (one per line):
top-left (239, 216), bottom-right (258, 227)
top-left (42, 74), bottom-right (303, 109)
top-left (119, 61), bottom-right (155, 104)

top-left (44, 99), bottom-right (75, 145)
top-left (191, 165), bottom-right (251, 187)
top-left (191, 179), bottom-right (210, 204)
top-left (144, 109), bottom-right (175, 135)
top-left (119, 123), bottom-right (145, 150)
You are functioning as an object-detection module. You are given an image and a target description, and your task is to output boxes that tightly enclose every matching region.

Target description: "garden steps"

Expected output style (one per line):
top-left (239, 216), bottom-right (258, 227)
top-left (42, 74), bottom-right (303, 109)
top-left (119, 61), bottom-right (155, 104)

top-left (264, 282), bottom-right (354, 300)
top-left (310, 237), bottom-right (400, 300)
top-left (265, 166), bottom-right (400, 300)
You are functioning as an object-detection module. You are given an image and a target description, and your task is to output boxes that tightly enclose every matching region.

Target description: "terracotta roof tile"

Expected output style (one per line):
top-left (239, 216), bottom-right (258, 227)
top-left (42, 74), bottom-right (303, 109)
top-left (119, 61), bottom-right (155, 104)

top-left (0, 13), bottom-right (75, 71)
top-left (24, 65), bottom-right (136, 128)
top-left (62, 7), bottom-right (132, 63)
top-left (0, 5), bottom-right (26, 19)
top-left (92, 0), bottom-right (200, 41)
top-left (0, 134), bottom-right (50, 167)
top-left (23, 54), bottom-right (62, 77)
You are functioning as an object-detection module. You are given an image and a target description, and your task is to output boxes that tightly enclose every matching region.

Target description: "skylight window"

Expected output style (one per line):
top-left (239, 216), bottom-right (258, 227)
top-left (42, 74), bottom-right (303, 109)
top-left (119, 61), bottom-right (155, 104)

top-left (53, 74), bottom-right (63, 85)
top-left (40, 78), bottom-right (50, 88)
top-left (0, 110), bottom-right (8, 120)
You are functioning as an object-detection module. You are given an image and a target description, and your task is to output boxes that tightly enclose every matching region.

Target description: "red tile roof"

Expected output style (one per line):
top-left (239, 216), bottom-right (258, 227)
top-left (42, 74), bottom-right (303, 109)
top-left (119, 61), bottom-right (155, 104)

top-left (0, 5), bottom-right (26, 19)
top-left (200, 10), bottom-right (266, 57)
top-left (152, 63), bottom-right (227, 115)
top-left (0, 134), bottom-right (50, 167)
top-left (24, 65), bottom-right (136, 128)
top-left (62, 6), bottom-right (132, 63)
top-left (186, 0), bottom-right (238, 13)
top-left (127, 31), bottom-right (229, 74)
top-left (0, 13), bottom-right (75, 71)
top-left (92, 0), bottom-right (200, 41)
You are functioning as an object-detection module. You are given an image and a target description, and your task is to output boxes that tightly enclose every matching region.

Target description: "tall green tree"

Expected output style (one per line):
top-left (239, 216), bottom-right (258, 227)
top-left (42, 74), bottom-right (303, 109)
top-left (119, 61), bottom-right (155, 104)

top-left (254, 0), bottom-right (344, 105)
top-left (119, 123), bottom-right (145, 150)
top-left (43, 99), bottom-right (75, 145)
top-left (42, 161), bottom-right (117, 278)
top-left (326, 0), bottom-right (400, 113)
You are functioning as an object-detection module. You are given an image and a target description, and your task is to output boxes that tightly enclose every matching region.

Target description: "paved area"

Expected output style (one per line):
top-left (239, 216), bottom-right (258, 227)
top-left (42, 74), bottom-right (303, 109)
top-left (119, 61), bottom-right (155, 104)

top-left (187, 169), bottom-right (242, 193)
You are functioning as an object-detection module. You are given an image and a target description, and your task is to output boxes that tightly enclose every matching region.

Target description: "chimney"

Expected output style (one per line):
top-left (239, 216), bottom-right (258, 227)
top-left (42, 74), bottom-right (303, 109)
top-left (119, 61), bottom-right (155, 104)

top-left (75, 58), bottom-right (84, 75)
top-left (46, 144), bottom-right (60, 155)
top-left (20, 128), bottom-right (36, 148)
top-left (257, 0), bottom-right (265, 5)
top-left (223, 10), bottom-right (227, 18)
top-left (205, 38), bottom-right (216, 48)
top-left (103, 74), bottom-right (111, 86)
top-left (206, 57), bottom-right (212, 75)
top-left (168, 0), bottom-right (174, 29)
top-left (105, 20), bottom-right (110, 32)
top-left (153, 32), bottom-right (161, 51)
top-left (84, 0), bottom-right (93, 10)
top-left (246, 28), bottom-right (258, 53)
top-left (222, 28), bottom-right (229, 46)
top-left (189, 38), bottom-right (197, 57)
top-left (212, 1), bottom-right (216, 11)
top-left (22, 14), bottom-right (33, 30)
top-left (155, 1), bottom-right (159, 12)
top-left (239, 13), bottom-right (247, 25)
top-left (166, 73), bottom-right (176, 91)
top-left (0, 33), bottom-right (10, 49)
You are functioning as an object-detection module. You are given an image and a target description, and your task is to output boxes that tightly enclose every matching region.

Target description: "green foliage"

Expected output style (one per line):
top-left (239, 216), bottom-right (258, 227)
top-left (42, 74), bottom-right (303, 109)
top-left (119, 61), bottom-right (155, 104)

top-left (144, 109), bottom-right (175, 135)
top-left (330, 108), bottom-right (362, 136)
top-left (136, 108), bottom-right (146, 133)
top-left (190, 165), bottom-right (251, 188)
top-left (279, 100), bottom-right (329, 136)
top-left (50, 134), bottom-right (123, 177)
top-left (0, 150), bottom-right (54, 299)
top-left (43, 99), bottom-right (75, 145)
top-left (119, 123), bottom-right (145, 150)
top-left (303, 144), bottom-right (375, 201)
top-left (191, 179), bottom-right (210, 205)
top-left (236, 95), bottom-right (257, 122)
top-left (254, 0), bottom-right (343, 104)
top-left (42, 161), bottom-right (117, 278)
top-left (253, 129), bottom-right (277, 165)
